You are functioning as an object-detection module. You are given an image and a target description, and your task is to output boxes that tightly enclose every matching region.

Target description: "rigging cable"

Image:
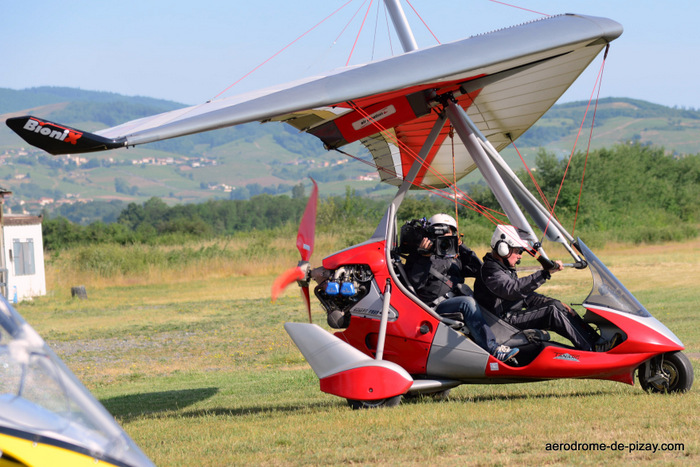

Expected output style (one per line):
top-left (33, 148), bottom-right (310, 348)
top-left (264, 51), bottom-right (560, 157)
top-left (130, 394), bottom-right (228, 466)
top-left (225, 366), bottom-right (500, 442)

top-left (572, 44), bottom-right (610, 237)
top-left (211, 0), bottom-right (356, 101)
top-left (376, 108), bottom-right (506, 225)
top-left (404, 0), bottom-right (441, 44)
top-left (333, 1), bottom-right (369, 49)
top-left (371, 0), bottom-right (381, 60)
top-left (338, 114), bottom-right (496, 224)
top-left (334, 145), bottom-right (506, 223)
top-left (383, 1), bottom-right (394, 55)
top-left (339, 98), bottom-right (541, 255)
top-left (346, 0), bottom-right (374, 66)
top-left (487, 0), bottom-right (549, 16)
top-left (509, 136), bottom-right (555, 216)
top-left (541, 44), bottom-right (610, 241)
top-left (344, 100), bottom-right (509, 226)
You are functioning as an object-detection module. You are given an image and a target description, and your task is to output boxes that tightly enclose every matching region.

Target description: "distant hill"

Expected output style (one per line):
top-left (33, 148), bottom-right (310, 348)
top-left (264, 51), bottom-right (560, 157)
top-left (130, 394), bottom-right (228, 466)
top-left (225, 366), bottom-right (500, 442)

top-left (1, 87), bottom-right (699, 218)
top-left (0, 86), bottom-right (180, 113)
top-left (0, 87), bottom-right (373, 215)
top-left (501, 97), bottom-right (700, 162)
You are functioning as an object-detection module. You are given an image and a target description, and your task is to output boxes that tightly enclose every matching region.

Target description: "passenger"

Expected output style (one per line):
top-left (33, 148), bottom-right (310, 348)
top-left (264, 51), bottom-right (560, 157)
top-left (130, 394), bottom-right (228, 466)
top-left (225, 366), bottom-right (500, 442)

top-left (474, 225), bottom-right (618, 352)
top-left (404, 214), bottom-right (519, 362)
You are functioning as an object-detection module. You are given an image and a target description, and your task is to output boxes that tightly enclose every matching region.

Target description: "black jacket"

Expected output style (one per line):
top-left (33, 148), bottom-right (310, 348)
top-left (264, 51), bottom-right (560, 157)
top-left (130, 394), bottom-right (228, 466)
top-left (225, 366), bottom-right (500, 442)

top-left (474, 252), bottom-right (552, 317)
top-left (404, 245), bottom-right (481, 304)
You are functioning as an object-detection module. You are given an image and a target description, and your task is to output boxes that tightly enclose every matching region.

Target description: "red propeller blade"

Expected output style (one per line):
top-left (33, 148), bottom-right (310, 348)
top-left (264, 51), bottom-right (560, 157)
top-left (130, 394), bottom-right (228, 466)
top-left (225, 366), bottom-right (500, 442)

top-left (296, 179), bottom-right (318, 262)
top-left (300, 286), bottom-right (312, 323)
top-left (271, 266), bottom-right (306, 302)
top-left (272, 179), bottom-right (318, 323)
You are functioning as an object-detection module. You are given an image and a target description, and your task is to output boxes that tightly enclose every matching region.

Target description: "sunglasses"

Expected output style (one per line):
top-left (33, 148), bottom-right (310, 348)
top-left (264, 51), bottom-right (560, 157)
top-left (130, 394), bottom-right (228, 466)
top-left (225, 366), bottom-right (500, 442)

top-left (512, 247), bottom-right (524, 255)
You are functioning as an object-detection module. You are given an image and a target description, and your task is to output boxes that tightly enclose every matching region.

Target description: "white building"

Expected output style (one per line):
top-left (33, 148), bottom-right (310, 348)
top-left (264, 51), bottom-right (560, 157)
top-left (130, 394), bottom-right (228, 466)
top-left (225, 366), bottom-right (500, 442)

top-left (1, 214), bottom-right (46, 302)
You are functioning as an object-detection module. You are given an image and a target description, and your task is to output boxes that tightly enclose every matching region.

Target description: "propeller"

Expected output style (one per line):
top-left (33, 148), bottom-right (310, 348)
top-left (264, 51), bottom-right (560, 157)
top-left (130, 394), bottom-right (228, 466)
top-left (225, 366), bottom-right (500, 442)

top-left (271, 179), bottom-right (318, 322)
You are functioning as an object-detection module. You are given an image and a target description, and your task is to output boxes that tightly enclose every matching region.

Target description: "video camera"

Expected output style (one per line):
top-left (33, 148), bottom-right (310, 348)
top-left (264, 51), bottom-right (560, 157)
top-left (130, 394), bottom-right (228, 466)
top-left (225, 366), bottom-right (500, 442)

top-left (399, 218), bottom-right (459, 257)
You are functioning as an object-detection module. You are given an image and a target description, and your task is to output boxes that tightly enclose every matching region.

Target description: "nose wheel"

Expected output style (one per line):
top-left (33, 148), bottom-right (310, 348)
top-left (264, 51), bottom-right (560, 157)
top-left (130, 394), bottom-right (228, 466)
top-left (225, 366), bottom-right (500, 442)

top-left (638, 351), bottom-right (694, 393)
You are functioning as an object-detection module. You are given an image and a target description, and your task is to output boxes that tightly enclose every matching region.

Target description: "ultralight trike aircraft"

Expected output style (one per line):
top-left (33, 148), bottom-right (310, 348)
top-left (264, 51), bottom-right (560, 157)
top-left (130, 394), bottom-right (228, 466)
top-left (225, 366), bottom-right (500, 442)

top-left (4, 0), bottom-right (694, 420)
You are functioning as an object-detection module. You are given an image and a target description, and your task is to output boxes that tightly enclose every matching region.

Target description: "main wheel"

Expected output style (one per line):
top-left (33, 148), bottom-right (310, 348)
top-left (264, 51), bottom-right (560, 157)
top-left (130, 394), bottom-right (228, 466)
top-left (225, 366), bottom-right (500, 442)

top-left (347, 395), bottom-right (402, 409)
top-left (426, 388), bottom-right (451, 401)
top-left (638, 351), bottom-right (694, 393)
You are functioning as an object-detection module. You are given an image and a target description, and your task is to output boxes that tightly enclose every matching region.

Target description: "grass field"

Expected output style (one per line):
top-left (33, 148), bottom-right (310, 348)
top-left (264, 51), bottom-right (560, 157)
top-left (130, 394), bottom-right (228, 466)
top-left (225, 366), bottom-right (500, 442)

top-left (16, 237), bottom-right (700, 465)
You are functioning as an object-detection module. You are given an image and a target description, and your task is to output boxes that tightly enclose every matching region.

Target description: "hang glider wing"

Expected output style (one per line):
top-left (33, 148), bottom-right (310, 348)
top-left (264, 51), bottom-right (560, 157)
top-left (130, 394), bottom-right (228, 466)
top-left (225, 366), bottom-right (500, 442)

top-left (6, 14), bottom-right (622, 189)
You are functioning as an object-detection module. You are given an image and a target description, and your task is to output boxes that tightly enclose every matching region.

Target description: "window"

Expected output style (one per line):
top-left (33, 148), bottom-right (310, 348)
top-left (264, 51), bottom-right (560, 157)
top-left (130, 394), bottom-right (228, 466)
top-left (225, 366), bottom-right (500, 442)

top-left (13, 239), bottom-right (35, 276)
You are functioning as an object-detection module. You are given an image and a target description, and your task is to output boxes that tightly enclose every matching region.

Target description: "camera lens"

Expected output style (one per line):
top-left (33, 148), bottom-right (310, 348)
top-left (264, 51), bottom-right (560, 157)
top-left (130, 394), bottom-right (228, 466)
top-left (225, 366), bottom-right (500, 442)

top-left (435, 236), bottom-right (457, 257)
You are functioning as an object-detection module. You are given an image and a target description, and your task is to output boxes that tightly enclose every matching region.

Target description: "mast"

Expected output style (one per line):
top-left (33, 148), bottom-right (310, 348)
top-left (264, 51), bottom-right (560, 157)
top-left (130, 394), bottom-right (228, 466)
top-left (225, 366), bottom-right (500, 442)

top-left (384, 0), bottom-right (419, 53)
top-left (371, 0), bottom-right (422, 241)
top-left (380, 2), bottom-right (557, 268)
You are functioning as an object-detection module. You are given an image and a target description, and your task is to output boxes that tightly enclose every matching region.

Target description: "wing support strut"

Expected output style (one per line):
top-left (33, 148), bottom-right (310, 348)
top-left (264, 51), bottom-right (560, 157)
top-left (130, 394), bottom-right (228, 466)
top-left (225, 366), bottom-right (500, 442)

top-left (443, 99), bottom-right (556, 269)
top-left (375, 113), bottom-right (465, 327)
top-left (445, 104), bottom-right (585, 265)
top-left (479, 139), bottom-right (585, 265)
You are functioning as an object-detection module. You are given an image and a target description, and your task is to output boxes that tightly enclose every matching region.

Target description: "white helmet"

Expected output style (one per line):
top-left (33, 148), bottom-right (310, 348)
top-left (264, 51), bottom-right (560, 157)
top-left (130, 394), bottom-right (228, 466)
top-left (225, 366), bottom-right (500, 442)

top-left (427, 213), bottom-right (457, 232)
top-left (491, 225), bottom-right (529, 258)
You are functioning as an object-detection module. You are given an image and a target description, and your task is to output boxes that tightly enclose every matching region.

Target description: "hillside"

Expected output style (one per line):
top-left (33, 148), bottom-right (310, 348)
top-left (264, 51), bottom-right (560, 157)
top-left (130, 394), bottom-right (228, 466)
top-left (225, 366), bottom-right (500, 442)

top-left (504, 98), bottom-right (700, 159)
top-left (0, 87), bottom-right (374, 215)
top-left (1, 87), bottom-right (699, 217)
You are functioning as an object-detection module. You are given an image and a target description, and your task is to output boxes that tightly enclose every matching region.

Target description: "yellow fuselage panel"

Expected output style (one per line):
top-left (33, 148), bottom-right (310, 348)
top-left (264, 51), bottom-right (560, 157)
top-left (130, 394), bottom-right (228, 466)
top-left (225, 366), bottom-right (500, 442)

top-left (0, 432), bottom-right (120, 467)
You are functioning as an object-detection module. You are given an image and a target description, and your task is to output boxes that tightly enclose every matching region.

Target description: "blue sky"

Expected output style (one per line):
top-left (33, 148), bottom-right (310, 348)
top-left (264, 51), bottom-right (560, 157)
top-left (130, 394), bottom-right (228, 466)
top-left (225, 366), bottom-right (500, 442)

top-left (2, 0), bottom-right (698, 109)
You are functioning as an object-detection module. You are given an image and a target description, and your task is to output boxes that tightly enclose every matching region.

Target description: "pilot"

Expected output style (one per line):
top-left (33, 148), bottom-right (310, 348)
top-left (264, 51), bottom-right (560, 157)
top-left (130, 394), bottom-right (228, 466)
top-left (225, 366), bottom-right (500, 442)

top-left (474, 225), bottom-right (618, 352)
top-left (404, 214), bottom-right (519, 363)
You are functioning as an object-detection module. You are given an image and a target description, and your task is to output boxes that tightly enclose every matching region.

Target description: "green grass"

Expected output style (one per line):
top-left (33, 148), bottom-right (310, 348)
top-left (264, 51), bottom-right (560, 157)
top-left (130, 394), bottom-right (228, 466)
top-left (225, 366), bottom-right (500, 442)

top-left (15, 238), bottom-right (700, 465)
top-left (93, 371), bottom-right (696, 466)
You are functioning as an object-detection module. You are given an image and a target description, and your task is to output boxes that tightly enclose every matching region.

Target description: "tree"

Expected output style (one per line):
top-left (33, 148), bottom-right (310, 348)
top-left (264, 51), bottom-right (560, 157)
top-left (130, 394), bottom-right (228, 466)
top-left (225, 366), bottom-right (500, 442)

top-left (292, 183), bottom-right (305, 199)
top-left (114, 177), bottom-right (130, 194)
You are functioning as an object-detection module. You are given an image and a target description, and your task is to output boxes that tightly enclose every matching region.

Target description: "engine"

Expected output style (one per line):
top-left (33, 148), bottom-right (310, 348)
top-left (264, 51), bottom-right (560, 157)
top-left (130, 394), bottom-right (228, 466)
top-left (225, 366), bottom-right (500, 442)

top-left (315, 264), bottom-right (373, 328)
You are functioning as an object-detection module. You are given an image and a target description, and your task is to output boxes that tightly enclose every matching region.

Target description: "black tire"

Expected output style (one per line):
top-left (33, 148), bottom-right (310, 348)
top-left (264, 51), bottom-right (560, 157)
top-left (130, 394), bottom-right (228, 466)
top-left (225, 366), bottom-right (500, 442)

top-left (347, 395), bottom-right (402, 409)
top-left (427, 388), bottom-right (451, 401)
top-left (638, 351), bottom-right (694, 393)
top-left (402, 388), bottom-right (451, 402)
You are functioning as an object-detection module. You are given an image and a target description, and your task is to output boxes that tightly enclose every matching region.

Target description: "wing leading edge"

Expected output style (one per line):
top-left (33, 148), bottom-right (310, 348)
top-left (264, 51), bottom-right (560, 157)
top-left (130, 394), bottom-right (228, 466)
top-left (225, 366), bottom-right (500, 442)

top-left (6, 13), bottom-right (622, 188)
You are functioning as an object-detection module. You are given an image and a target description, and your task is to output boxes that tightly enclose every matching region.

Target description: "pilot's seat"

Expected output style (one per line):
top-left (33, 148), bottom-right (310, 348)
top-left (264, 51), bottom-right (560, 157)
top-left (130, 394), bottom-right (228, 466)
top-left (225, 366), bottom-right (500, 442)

top-left (479, 308), bottom-right (552, 365)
